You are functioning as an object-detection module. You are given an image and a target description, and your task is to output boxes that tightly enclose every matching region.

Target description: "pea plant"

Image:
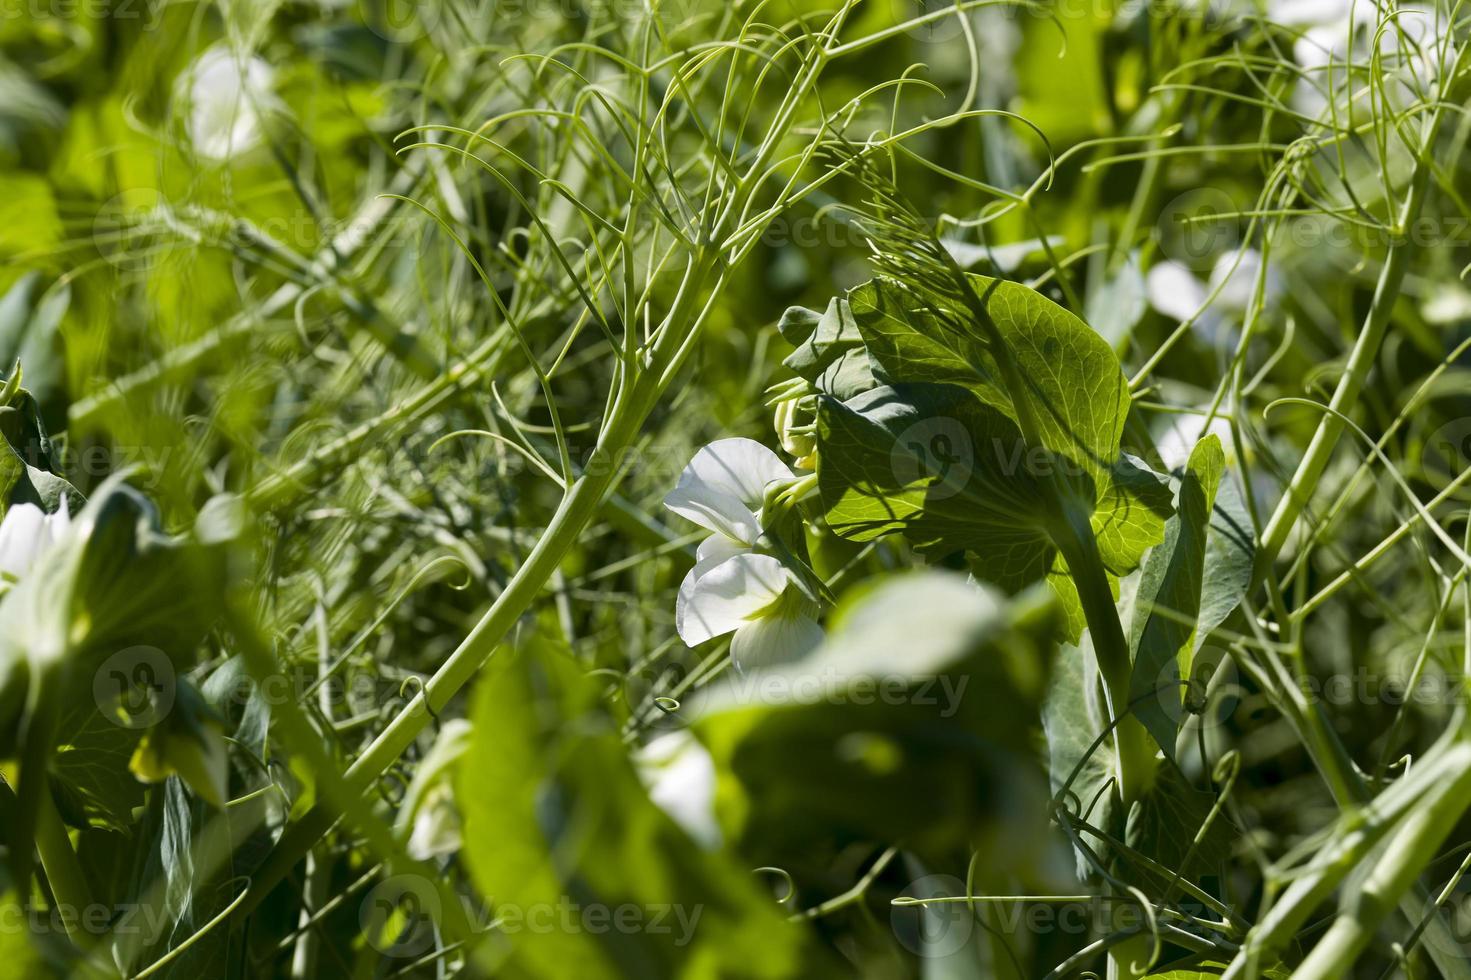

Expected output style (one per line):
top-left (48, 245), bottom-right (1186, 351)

top-left (2, 0), bottom-right (1471, 977)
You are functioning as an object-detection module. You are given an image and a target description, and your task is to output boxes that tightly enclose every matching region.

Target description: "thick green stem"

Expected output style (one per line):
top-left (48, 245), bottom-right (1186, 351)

top-left (1293, 762), bottom-right (1471, 980)
top-left (1052, 508), bottom-right (1155, 807)
top-left (35, 780), bottom-right (92, 938)
top-left (1221, 740), bottom-right (1471, 979)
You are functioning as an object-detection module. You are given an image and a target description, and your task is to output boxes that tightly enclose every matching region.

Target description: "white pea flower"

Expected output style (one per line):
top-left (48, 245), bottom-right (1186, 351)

top-left (635, 731), bottom-right (721, 849)
top-left (664, 438), bottom-right (796, 568)
top-left (1146, 249), bottom-right (1279, 351)
top-left (182, 45), bottom-right (276, 162)
top-left (0, 498), bottom-right (71, 586)
top-left (1270, 1), bottom-right (1441, 116)
top-left (396, 718), bottom-right (472, 860)
top-left (1156, 414), bottom-right (1238, 472)
top-left (676, 552), bottom-right (822, 671)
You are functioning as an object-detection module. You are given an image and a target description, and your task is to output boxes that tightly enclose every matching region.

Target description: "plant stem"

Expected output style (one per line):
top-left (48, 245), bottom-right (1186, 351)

top-left (35, 779), bottom-right (92, 937)
top-left (1221, 739), bottom-right (1471, 979)
top-left (1293, 761), bottom-right (1471, 980)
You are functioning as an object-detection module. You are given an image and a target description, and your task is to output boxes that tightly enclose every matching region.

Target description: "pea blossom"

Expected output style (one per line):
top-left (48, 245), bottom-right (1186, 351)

top-left (183, 45), bottom-right (276, 162)
top-left (635, 731), bottom-right (720, 849)
top-left (676, 553), bottom-right (822, 671)
top-left (664, 440), bottom-right (821, 669)
top-left (0, 498), bottom-right (71, 587)
top-left (664, 438), bottom-right (796, 567)
top-left (1146, 249), bottom-right (1280, 351)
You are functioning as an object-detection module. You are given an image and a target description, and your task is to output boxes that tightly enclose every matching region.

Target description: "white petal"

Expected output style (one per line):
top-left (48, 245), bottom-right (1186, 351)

top-left (664, 485), bottom-right (761, 545)
top-left (636, 732), bottom-right (721, 849)
top-left (673, 438), bottom-right (794, 510)
top-left (730, 613), bottom-right (824, 673)
top-left (676, 553), bottom-right (790, 647)
top-left (42, 496), bottom-right (71, 552)
top-left (1208, 249), bottom-right (1270, 312)
top-left (1156, 415), bottom-right (1237, 472)
top-left (186, 47), bottom-right (274, 161)
top-left (0, 504), bottom-right (46, 581)
top-left (406, 783), bottom-right (462, 860)
top-left (696, 533), bottom-right (750, 566)
top-left (1145, 261), bottom-right (1208, 323)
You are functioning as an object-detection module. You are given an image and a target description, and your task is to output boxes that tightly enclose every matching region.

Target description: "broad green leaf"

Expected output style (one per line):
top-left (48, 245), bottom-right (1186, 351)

top-left (1128, 436), bottom-right (1225, 758)
top-left (698, 573), bottom-right (1058, 868)
top-left (845, 275), bottom-right (1171, 602)
top-left (1196, 471), bottom-right (1254, 657)
top-left (780, 297), bottom-right (876, 400)
top-left (0, 387), bottom-right (80, 515)
top-left (458, 635), bottom-right (815, 978)
top-left (1041, 634), bottom-right (1119, 877)
top-left (1124, 758), bottom-right (1235, 899)
top-left (49, 700), bottom-right (145, 833)
top-left (818, 383), bottom-right (1048, 582)
top-left (0, 273), bottom-right (70, 431)
top-left (816, 380), bottom-right (1170, 640)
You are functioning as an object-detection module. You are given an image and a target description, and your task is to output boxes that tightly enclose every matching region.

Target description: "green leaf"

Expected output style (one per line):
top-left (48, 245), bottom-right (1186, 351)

top-left (815, 380), bottom-right (1170, 640)
top-left (1196, 470), bottom-right (1255, 658)
top-left (457, 634), bottom-right (815, 978)
top-left (1128, 436), bottom-right (1226, 758)
top-left (780, 297), bottom-right (876, 400)
top-left (697, 572), bottom-right (1058, 867)
top-left (842, 276), bottom-right (1172, 615)
top-left (1124, 758), bottom-right (1235, 898)
top-left (0, 273), bottom-right (69, 431)
top-left (0, 387), bottom-right (80, 515)
top-left (49, 700), bottom-right (145, 833)
top-left (1042, 634), bottom-right (1119, 876)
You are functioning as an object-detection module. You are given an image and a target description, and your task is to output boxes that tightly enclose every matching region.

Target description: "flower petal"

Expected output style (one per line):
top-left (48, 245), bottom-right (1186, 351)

top-left (676, 553), bottom-right (789, 647)
top-left (730, 613), bottom-right (824, 673)
top-left (1208, 249), bottom-right (1273, 312)
top-left (673, 438), bottom-right (795, 510)
top-left (1145, 261), bottom-right (1208, 323)
top-left (664, 485), bottom-right (761, 545)
top-left (0, 504), bottom-right (46, 581)
top-left (636, 731), bottom-right (721, 849)
top-left (696, 533), bottom-right (750, 566)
